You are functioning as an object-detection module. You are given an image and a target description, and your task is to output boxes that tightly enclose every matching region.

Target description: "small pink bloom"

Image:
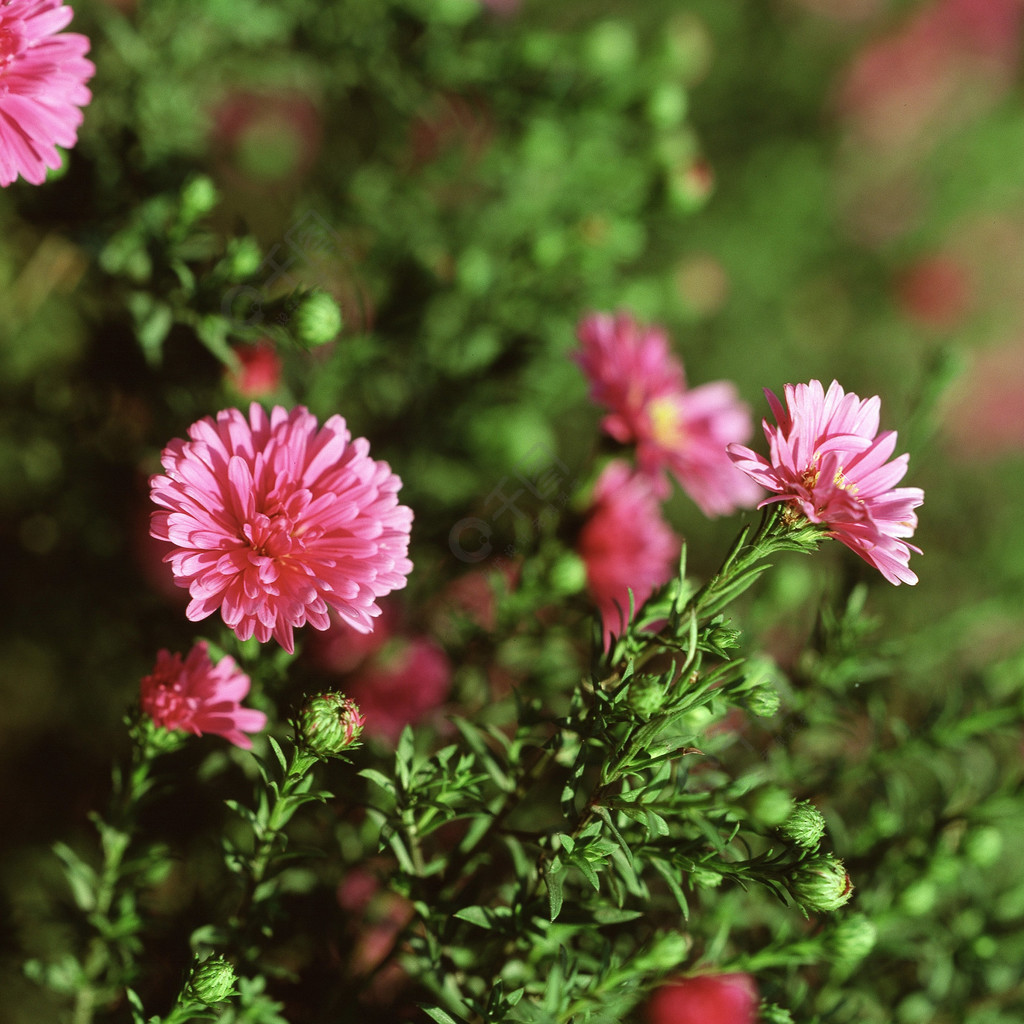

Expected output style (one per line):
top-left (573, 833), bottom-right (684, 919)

top-left (149, 404), bottom-right (413, 654)
top-left (728, 379), bottom-right (924, 585)
top-left (0, 0), bottom-right (95, 187)
top-left (139, 642), bottom-right (266, 749)
top-left (574, 311), bottom-right (762, 515)
top-left (578, 461), bottom-right (682, 649)
top-left (345, 637), bottom-right (451, 743)
top-left (227, 341), bottom-right (283, 398)
top-left (646, 973), bottom-right (759, 1024)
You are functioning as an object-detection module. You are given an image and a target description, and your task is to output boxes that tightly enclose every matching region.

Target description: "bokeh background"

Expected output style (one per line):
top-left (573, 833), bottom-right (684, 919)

top-left (3, 0), bottom-right (1024, 1021)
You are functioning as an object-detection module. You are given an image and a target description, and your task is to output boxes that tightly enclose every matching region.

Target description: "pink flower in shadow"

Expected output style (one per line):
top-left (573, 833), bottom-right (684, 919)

top-left (140, 642), bottom-right (266, 749)
top-left (578, 461), bottom-right (681, 649)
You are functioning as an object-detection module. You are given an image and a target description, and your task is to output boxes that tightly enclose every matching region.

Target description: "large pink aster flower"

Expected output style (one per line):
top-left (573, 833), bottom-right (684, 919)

top-left (150, 404), bottom-right (414, 654)
top-left (0, 0), bottom-right (95, 187)
top-left (140, 643), bottom-right (267, 749)
top-left (578, 460), bottom-right (681, 649)
top-left (727, 379), bottom-right (924, 585)
top-left (574, 311), bottom-right (762, 515)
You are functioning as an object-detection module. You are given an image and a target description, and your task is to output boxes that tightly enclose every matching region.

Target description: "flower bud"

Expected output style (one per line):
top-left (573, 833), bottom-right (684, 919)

top-left (744, 683), bottom-right (780, 718)
top-left (180, 176), bottom-right (219, 223)
top-left (746, 786), bottom-right (795, 828)
top-left (827, 913), bottom-right (877, 968)
top-left (628, 674), bottom-right (669, 720)
top-left (963, 825), bottom-right (1002, 868)
top-left (294, 291), bottom-right (342, 346)
top-left (791, 855), bottom-right (853, 913)
top-left (778, 801), bottom-right (826, 849)
top-left (223, 236), bottom-right (263, 279)
top-left (298, 693), bottom-right (365, 757)
top-left (185, 955), bottom-right (236, 1005)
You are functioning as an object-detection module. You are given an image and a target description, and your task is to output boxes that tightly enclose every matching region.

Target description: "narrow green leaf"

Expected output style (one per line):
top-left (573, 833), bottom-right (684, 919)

top-left (420, 1007), bottom-right (461, 1024)
top-left (545, 864), bottom-right (566, 921)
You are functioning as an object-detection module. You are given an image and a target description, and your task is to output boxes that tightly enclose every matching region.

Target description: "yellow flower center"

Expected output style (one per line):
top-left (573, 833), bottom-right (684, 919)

top-left (648, 395), bottom-right (685, 448)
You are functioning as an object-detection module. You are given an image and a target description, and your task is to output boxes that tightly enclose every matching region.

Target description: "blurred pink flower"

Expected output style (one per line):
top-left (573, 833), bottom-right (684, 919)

top-left (227, 341), bottom-right (283, 398)
top-left (150, 404), bottom-right (413, 654)
top-left (0, 0), bottom-right (95, 186)
top-left (896, 254), bottom-right (973, 331)
top-left (574, 311), bottom-right (761, 515)
top-left (345, 638), bottom-right (451, 743)
top-left (140, 642), bottom-right (266, 749)
top-left (728, 380), bottom-right (924, 585)
top-left (838, 0), bottom-right (1021, 151)
top-left (944, 338), bottom-right (1024, 459)
top-left (307, 603), bottom-right (397, 675)
top-left (578, 461), bottom-right (681, 649)
top-left (645, 973), bottom-right (759, 1024)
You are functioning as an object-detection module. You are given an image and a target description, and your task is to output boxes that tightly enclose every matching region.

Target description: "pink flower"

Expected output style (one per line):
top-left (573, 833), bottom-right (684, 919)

top-left (646, 973), bottom-right (759, 1024)
top-left (149, 404), bottom-right (414, 654)
top-left (227, 341), bottom-right (283, 398)
top-left (578, 461), bottom-right (682, 649)
top-left (139, 643), bottom-right (267, 749)
top-left (574, 311), bottom-right (762, 515)
top-left (344, 637), bottom-right (452, 743)
top-left (727, 380), bottom-right (924, 585)
top-left (0, 0), bottom-right (95, 187)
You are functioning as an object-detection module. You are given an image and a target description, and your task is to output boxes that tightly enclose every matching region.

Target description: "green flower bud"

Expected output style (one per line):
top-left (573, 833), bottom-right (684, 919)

top-left (298, 693), bottom-right (365, 757)
top-left (747, 786), bottom-right (795, 828)
top-left (223, 236), bottom-right (263, 280)
top-left (900, 877), bottom-right (937, 916)
top-left (791, 855), bottom-right (854, 913)
top-left (294, 291), bottom-right (343, 346)
top-left (779, 801), bottom-right (827, 849)
top-left (744, 683), bottom-right (781, 718)
top-left (963, 825), bottom-right (1002, 868)
top-left (185, 955), bottom-right (236, 1005)
top-left (180, 176), bottom-right (218, 223)
top-left (548, 552), bottom-right (587, 596)
top-left (828, 913), bottom-right (877, 968)
top-left (627, 675), bottom-right (669, 720)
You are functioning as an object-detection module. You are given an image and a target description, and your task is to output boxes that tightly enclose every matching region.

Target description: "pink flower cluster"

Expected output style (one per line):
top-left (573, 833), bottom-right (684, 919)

top-left (728, 379), bottom-right (924, 585)
top-left (150, 404), bottom-right (413, 654)
top-left (578, 460), bottom-right (681, 650)
top-left (0, 0), bottom-right (95, 187)
top-left (140, 642), bottom-right (266, 749)
top-left (574, 311), bottom-right (761, 515)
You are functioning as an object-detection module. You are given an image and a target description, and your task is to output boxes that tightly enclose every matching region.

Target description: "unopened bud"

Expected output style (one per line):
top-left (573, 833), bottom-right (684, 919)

top-left (828, 913), bottom-right (877, 968)
top-left (627, 675), bottom-right (669, 720)
top-left (744, 684), bottom-right (780, 718)
top-left (791, 855), bottom-right (853, 913)
top-left (185, 955), bottom-right (236, 1005)
top-left (299, 693), bottom-right (365, 757)
top-left (294, 291), bottom-right (342, 346)
top-left (963, 825), bottom-right (1002, 868)
top-left (779, 801), bottom-right (827, 849)
top-left (746, 786), bottom-right (794, 828)
top-left (180, 176), bottom-right (218, 223)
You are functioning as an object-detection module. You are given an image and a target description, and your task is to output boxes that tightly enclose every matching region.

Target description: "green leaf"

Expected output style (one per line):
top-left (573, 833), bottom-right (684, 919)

top-left (420, 1007), bottom-right (462, 1024)
top-left (52, 842), bottom-right (97, 913)
top-left (545, 864), bottom-right (566, 921)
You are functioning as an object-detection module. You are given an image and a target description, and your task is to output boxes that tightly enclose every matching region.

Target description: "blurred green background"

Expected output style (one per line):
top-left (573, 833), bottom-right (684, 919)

top-left (2, 0), bottom-right (1024, 1020)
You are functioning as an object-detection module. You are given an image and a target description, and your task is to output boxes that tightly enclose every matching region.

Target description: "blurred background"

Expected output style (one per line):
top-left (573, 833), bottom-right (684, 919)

top-left (2, 0), bottom-right (1024, 1021)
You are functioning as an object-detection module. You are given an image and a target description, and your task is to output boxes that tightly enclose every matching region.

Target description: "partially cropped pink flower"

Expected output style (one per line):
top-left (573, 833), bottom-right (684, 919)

top-left (149, 404), bottom-right (413, 654)
top-left (578, 461), bottom-right (681, 649)
top-left (140, 643), bottom-right (266, 749)
top-left (646, 973), bottom-right (759, 1024)
top-left (574, 311), bottom-right (761, 515)
top-left (728, 380), bottom-right (924, 585)
top-left (345, 637), bottom-right (452, 743)
top-left (0, 0), bottom-right (95, 187)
